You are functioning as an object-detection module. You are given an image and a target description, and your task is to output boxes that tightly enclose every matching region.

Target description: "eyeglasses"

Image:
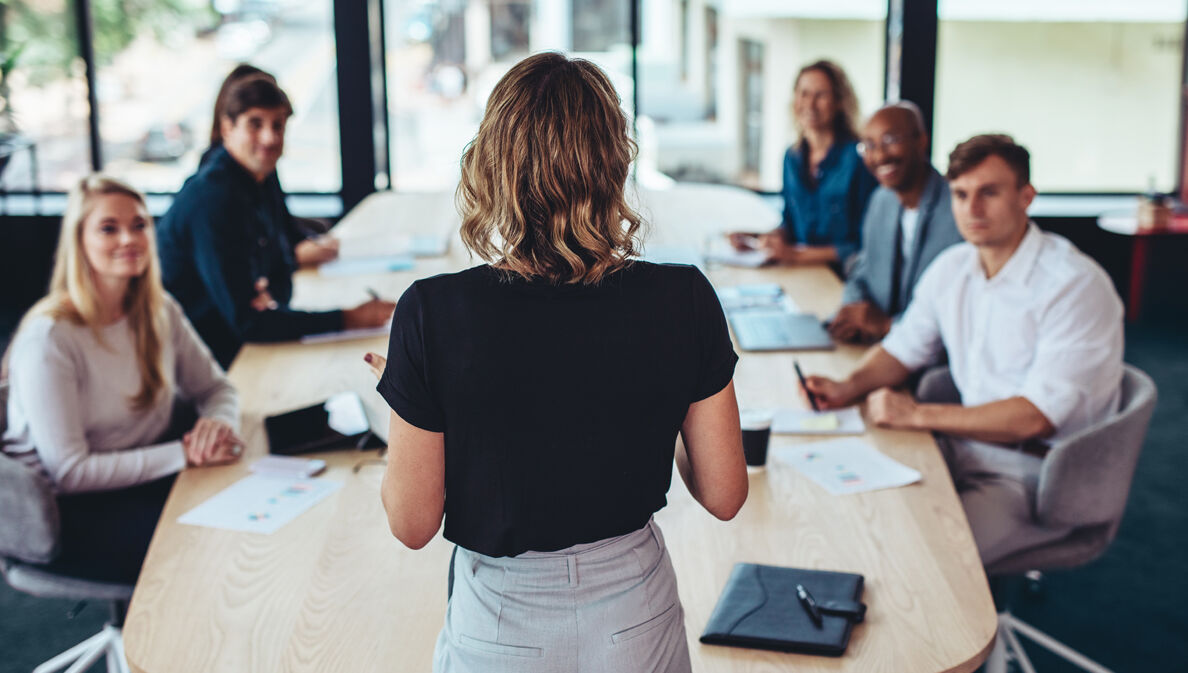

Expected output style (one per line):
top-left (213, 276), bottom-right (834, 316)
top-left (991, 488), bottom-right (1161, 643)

top-left (857, 132), bottom-right (915, 157)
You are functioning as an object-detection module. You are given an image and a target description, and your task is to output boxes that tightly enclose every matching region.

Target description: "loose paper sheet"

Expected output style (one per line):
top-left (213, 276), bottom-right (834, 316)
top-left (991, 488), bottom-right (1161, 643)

top-left (772, 407), bottom-right (865, 435)
top-left (318, 256), bottom-right (415, 277)
top-left (178, 474), bottom-right (342, 534)
top-left (300, 325), bottom-right (389, 344)
top-left (337, 234), bottom-right (449, 259)
top-left (772, 438), bottom-right (921, 495)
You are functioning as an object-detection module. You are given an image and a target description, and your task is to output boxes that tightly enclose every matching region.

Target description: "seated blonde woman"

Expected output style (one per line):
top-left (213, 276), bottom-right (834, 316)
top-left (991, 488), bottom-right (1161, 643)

top-left (2, 175), bottom-right (241, 585)
top-left (364, 52), bottom-right (748, 673)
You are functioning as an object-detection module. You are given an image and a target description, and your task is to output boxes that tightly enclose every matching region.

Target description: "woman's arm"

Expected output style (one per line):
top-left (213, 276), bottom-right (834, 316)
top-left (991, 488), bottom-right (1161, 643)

top-left (10, 322), bottom-right (187, 493)
top-left (380, 409), bottom-right (446, 549)
top-left (677, 380), bottom-right (748, 520)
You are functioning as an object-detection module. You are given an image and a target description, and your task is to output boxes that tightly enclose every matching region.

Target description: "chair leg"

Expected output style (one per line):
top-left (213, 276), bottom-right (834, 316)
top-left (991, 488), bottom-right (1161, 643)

top-left (1001, 612), bottom-right (1115, 673)
top-left (32, 629), bottom-right (109, 673)
top-left (33, 624), bottom-right (130, 673)
top-left (999, 616), bottom-right (1038, 673)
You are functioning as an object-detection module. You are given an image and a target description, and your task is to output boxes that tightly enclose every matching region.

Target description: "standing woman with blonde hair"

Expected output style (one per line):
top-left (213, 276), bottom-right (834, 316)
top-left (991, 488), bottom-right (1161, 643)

top-left (2, 175), bottom-right (241, 584)
top-left (364, 52), bottom-right (748, 672)
top-left (730, 59), bottom-right (876, 269)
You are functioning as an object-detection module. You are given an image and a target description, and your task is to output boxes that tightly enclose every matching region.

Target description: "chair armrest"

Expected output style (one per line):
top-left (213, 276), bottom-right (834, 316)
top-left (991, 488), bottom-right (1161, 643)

top-left (0, 454), bottom-right (59, 564)
top-left (1035, 368), bottom-right (1156, 528)
top-left (914, 366), bottom-right (960, 405)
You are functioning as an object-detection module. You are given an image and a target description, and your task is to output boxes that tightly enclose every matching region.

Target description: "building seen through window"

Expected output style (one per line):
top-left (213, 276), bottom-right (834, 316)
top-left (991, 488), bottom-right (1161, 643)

top-left (934, 0), bottom-right (1186, 193)
top-left (1, 0), bottom-right (342, 196)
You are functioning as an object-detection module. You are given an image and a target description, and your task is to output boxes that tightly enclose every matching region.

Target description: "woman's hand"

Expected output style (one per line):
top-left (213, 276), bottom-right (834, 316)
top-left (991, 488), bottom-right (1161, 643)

top-left (364, 352), bottom-right (387, 381)
top-left (184, 418), bottom-right (243, 467)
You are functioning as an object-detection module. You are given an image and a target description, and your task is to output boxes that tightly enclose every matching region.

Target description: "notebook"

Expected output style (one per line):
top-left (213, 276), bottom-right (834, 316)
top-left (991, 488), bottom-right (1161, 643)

top-left (727, 309), bottom-right (835, 352)
top-left (700, 563), bottom-right (865, 656)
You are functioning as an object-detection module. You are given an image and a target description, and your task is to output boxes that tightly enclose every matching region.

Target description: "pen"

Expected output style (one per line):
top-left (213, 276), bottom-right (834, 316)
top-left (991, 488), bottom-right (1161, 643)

top-left (366, 287), bottom-right (381, 301)
top-left (796, 583), bottom-right (824, 627)
top-left (793, 360), bottom-right (820, 412)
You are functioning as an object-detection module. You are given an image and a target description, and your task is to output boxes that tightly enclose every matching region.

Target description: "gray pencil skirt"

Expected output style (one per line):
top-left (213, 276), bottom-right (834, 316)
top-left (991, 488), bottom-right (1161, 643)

top-left (433, 517), bottom-right (692, 673)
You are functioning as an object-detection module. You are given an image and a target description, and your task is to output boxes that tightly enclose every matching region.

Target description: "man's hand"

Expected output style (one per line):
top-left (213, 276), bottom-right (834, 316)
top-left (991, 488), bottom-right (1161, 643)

top-left (801, 375), bottom-right (861, 410)
top-left (829, 301), bottom-right (892, 344)
top-left (295, 236), bottom-right (340, 266)
top-left (866, 388), bottom-right (921, 430)
top-left (344, 298), bottom-right (396, 329)
top-left (183, 418), bottom-right (243, 467)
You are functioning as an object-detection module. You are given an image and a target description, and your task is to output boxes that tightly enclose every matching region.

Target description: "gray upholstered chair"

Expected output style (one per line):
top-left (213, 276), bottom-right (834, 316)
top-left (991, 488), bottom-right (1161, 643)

top-left (915, 364), bottom-right (1157, 673)
top-left (0, 381), bottom-right (135, 673)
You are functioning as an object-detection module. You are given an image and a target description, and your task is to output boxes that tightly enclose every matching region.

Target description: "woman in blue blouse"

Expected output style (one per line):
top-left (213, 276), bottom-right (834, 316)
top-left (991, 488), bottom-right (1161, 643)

top-left (730, 60), bottom-right (876, 270)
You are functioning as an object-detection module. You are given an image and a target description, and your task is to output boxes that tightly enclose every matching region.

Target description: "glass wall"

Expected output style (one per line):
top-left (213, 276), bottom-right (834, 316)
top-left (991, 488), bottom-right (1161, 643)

top-left (636, 0), bottom-right (888, 191)
top-left (384, 0), bottom-right (632, 191)
top-left (0, 1), bottom-right (92, 193)
top-left (88, 0), bottom-right (341, 194)
top-left (934, 0), bottom-right (1186, 192)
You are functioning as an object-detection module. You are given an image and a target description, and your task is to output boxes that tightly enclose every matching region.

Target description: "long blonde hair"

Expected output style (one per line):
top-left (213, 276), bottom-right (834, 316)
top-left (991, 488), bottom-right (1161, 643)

top-left (457, 52), bottom-right (644, 285)
top-left (19, 174), bottom-right (167, 410)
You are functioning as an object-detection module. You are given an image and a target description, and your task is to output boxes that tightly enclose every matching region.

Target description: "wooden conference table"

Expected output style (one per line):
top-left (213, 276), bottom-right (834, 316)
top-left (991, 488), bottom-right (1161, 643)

top-left (124, 184), bottom-right (996, 672)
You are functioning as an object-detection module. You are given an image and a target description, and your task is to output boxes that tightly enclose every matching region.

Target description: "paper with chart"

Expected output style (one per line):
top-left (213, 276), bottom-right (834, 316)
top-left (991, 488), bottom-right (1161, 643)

top-left (772, 438), bottom-right (921, 495)
top-left (772, 407), bottom-right (865, 435)
top-left (178, 474), bottom-right (342, 534)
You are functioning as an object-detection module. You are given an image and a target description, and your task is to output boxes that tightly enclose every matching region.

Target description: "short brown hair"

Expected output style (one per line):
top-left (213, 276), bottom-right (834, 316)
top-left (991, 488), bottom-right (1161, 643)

top-left (793, 60), bottom-right (860, 141)
top-left (946, 134), bottom-right (1030, 186)
top-left (211, 64), bottom-right (276, 145)
top-left (457, 52), bottom-right (643, 285)
top-left (222, 74), bottom-right (292, 125)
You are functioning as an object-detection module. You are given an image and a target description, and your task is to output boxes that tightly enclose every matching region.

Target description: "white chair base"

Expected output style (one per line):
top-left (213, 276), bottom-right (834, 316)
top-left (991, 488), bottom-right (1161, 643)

top-left (985, 611), bottom-right (1114, 673)
top-left (33, 623), bottom-right (130, 673)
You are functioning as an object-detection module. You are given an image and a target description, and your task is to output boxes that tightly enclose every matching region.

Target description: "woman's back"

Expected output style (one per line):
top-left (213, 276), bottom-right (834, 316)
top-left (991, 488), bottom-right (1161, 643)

top-left (379, 261), bottom-right (735, 557)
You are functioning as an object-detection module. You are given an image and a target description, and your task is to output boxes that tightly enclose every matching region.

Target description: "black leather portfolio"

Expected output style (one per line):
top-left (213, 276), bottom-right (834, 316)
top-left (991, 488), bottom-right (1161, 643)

top-left (700, 563), bottom-right (866, 657)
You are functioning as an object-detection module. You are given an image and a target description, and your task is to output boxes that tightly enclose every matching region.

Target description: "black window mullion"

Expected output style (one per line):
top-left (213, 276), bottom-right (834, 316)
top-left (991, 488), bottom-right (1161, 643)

top-left (74, 0), bottom-right (101, 171)
top-left (334, 0), bottom-right (383, 210)
top-left (886, 0), bottom-right (938, 144)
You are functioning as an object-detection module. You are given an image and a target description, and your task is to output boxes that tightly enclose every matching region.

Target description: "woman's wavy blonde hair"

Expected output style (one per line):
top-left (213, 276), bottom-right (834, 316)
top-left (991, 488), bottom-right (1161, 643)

top-left (457, 51), bottom-right (644, 285)
top-left (19, 174), bottom-right (167, 410)
top-left (792, 59), bottom-right (861, 141)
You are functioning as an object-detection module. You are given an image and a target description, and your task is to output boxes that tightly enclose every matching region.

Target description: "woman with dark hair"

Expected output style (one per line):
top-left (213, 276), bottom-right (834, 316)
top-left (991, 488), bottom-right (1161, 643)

top-left (204, 64), bottom-right (340, 267)
top-left (364, 52), bottom-right (748, 672)
top-left (730, 59), bottom-right (877, 270)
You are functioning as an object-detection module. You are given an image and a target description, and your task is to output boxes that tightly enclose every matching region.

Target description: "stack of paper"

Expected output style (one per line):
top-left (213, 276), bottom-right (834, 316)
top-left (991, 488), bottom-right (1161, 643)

top-left (772, 438), bottom-right (921, 495)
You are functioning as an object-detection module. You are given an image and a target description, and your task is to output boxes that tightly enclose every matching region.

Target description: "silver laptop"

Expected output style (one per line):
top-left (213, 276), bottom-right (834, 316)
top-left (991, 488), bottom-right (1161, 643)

top-left (727, 309), bottom-right (835, 352)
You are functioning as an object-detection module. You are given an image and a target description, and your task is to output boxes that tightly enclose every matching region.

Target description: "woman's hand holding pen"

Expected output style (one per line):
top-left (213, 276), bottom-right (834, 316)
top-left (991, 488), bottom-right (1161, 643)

top-left (344, 289), bottom-right (396, 329)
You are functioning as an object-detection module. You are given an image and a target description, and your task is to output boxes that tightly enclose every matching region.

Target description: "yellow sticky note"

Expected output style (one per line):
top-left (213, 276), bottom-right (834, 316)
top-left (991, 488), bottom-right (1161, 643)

top-left (798, 413), bottom-right (840, 431)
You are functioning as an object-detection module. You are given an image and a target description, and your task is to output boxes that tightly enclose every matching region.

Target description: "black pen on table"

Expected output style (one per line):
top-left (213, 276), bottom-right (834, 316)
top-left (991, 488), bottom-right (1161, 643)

top-left (796, 583), bottom-right (824, 627)
top-left (793, 360), bottom-right (820, 412)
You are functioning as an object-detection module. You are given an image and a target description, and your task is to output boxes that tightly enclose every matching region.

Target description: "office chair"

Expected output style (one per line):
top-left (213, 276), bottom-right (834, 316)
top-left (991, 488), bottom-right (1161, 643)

top-left (0, 381), bottom-right (135, 673)
top-left (915, 365), bottom-right (1157, 673)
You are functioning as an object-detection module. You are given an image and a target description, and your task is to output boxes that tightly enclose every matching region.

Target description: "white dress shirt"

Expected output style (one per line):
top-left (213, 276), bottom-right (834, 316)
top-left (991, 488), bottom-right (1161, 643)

top-left (900, 206), bottom-right (920, 261)
top-left (882, 223), bottom-right (1124, 441)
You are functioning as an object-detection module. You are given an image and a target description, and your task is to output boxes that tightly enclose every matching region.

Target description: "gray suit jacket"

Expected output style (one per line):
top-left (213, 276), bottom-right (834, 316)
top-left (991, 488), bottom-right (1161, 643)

top-left (842, 166), bottom-right (963, 316)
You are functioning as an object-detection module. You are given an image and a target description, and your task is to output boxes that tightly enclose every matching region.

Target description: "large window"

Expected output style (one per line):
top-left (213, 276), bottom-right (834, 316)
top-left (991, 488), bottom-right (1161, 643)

top-left (636, 0), bottom-right (888, 191)
top-left (0, 1), bottom-right (91, 194)
top-left (92, 0), bottom-right (341, 193)
top-left (384, 0), bottom-right (631, 191)
top-left (934, 1), bottom-right (1187, 193)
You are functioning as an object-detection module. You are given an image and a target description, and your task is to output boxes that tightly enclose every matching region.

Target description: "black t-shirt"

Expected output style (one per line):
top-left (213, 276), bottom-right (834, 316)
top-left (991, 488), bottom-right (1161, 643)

top-left (377, 262), bottom-right (737, 557)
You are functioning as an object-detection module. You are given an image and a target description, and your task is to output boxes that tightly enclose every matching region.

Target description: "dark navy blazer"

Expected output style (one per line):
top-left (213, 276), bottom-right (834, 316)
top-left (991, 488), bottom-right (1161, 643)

top-left (157, 146), bottom-right (343, 368)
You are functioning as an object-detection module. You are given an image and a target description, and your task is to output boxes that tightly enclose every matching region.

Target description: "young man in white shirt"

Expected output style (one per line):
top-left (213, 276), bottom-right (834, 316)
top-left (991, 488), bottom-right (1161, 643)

top-left (803, 134), bottom-right (1124, 564)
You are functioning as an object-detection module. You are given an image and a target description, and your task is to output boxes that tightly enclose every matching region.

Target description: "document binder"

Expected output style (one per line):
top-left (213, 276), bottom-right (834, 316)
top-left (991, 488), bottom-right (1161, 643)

top-left (700, 563), bottom-right (866, 656)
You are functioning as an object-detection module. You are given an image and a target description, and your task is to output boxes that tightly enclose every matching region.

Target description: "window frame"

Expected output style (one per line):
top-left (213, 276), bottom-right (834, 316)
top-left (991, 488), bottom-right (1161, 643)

top-left (2, 0), bottom-right (1185, 217)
